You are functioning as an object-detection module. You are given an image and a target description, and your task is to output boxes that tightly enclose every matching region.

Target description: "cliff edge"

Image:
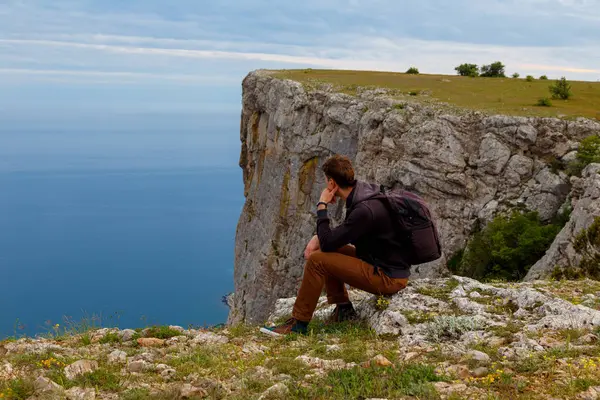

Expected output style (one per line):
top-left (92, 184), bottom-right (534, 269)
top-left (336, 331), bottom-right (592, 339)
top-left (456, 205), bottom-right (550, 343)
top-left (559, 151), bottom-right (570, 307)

top-left (230, 70), bottom-right (600, 325)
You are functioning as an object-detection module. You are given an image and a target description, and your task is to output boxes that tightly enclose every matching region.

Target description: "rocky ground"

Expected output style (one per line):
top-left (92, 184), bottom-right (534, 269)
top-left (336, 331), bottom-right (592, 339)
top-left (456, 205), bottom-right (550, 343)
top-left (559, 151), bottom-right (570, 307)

top-left (2, 277), bottom-right (600, 400)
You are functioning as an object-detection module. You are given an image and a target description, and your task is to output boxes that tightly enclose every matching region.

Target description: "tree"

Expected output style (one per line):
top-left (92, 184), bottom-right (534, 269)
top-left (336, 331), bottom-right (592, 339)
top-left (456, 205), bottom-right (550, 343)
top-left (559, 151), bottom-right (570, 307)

top-left (480, 61), bottom-right (506, 77)
top-left (549, 77), bottom-right (572, 100)
top-left (406, 67), bottom-right (419, 74)
top-left (539, 75), bottom-right (548, 80)
top-left (512, 73), bottom-right (520, 78)
top-left (455, 63), bottom-right (479, 77)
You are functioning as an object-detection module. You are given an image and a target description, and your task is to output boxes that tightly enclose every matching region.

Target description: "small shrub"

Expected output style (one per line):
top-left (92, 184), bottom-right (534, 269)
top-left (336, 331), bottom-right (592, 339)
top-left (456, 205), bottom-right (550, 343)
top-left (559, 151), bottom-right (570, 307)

top-left (406, 67), bottom-right (419, 74)
top-left (450, 211), bottom-right (563, 281)
top-left (526, 75), bottom-right (535, 82)
top-left (455, 63), bottom-right (479, 77)
top-left (408, 91), bottom-right (419, 96)
top-left (424, 316), bottom-right (483, 342)
top-left (512, 73), bottom-right (520, 78)
top-left (567, 135), bottom-right (600, 176)
top-left (539, 75), bottom-right (549, 80)
top-left (70, 369), bottom-right (121, 391)
top-left (550, 77), bottom-right (572, 100)
top-left (393, 103), bottom-right (405, 110)
top-left (375, 295), bottom-right (390, 311)
top-left (480, 61), bottom-right (506, 78)
top-left (143, 326), bottom-right (181, 339)
top-left (536, 97), bottom-right (552, 107)
top-left (99, 332), bottom-right (120, 344)
top-left (0, 378), bottom-right (35, 400)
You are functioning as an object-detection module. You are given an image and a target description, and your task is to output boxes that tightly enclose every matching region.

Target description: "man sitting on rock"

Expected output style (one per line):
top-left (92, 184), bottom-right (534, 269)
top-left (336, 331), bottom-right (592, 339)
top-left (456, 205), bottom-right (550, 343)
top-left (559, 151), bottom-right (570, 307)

top-left (261, 155), bottom-right (411, 336)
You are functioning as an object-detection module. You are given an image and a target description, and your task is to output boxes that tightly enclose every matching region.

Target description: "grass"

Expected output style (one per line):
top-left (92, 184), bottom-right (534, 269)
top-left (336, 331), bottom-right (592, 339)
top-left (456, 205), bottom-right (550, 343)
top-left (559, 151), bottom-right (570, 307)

top-left (273, 69), bottom-right (600, 120)
top-left (416, 278), bottom-right (460, 301)
top-left (141, 326), bottom-right (181, 339)
top-left (290, 363), bottom-right (448, 399)
top-left (0, 378), bottom-right (34, 400)
top-left (98, 332), bottom-right (121, 344)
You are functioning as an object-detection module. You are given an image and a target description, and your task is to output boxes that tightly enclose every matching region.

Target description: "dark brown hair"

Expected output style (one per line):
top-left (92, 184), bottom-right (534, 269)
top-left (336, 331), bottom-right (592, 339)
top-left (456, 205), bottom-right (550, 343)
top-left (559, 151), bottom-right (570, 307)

top-left (322, 155), bottom-right (356, 189)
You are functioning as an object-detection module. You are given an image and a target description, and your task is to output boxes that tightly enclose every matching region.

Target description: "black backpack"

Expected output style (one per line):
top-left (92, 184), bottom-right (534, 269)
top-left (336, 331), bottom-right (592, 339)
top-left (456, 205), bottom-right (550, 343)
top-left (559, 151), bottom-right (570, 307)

top-left (379, 186), bottom-right (442, 265)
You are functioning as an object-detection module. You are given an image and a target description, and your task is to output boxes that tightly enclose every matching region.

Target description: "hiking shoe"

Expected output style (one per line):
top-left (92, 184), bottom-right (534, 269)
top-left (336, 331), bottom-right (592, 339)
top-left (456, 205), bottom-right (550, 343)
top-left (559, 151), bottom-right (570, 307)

top-left (260, 318), bottom-right (309, 337)
top-left (328, 303), bottom-right (358, 323)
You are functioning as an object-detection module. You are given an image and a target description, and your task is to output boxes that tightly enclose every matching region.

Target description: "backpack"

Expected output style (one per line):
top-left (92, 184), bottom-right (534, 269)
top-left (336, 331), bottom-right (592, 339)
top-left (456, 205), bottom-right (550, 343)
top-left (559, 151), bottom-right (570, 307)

top-left (378, 186), bottom-right (442, 265)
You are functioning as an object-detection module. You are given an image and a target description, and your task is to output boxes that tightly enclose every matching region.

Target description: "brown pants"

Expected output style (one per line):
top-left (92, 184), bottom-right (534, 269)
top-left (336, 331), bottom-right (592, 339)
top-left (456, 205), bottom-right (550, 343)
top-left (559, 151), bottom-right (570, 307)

top-left (292, 245), bottom-right (408, 322)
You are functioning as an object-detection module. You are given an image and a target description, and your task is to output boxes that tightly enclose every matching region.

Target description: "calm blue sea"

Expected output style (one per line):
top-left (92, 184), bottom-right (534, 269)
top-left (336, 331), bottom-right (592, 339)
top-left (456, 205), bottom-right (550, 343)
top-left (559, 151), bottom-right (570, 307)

top-left (0, 114), bottom-right (244, 338)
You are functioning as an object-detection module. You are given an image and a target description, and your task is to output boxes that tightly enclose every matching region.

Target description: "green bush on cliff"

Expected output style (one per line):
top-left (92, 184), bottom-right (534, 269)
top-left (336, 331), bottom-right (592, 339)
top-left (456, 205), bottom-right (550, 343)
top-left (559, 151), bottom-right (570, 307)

top-left (567, 135), bottom-right (600, 176)
top-left (450, 211), bottom-right (563, 281)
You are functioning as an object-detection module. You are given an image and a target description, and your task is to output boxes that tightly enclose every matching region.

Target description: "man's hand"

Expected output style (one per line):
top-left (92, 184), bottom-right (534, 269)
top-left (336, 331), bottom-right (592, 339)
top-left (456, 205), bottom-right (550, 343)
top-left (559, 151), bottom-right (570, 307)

top-left (319, 186), bottom-right (337, 205)
top-left (304, 235), bottom-right (320, 260)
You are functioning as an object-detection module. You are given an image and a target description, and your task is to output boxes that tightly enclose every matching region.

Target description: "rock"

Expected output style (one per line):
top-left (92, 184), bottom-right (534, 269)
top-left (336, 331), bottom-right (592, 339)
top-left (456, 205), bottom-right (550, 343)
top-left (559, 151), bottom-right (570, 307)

top-left (242, 342), bottom-right (267, 354)
top-left (295, 355), bottom-right (356, 371)
top-left (370, 354), bottom-right (393, 367)
top-left (258, 383), bottom-right (289, 400)
top-left (434, 381), bottom-right (468, 395)
top-left (229, 71), bottom-right (599, 324)
top-left (191, 332), bottom-right (229, 345)
top-left (118, 329), bottom-right (136, 342)
top-left (446, 364), bottom-right (470, 380)
top-left (0, 362), bottom-right (14, 380)
top-left (160, 367), bottom-right (177, 382)
top-left (578, 333), bottom-right (599, 344)
top-left (326, 344), bottom-right (341, 353)
top-left (179, 383), bottom-right (208, 399)
top-left (165, 336), bottom-right (188, 346)
top-left (136, 338), bottom-right (165, 347)
top-left (34, 377), bottom-right (63, 394)
top-left (578, 386), bottom-right (600, 400)
top-left (64, 360), bottom-right (98, 380)
top-left (107, 350), bottom-right (127, 364)
top-left (466, 350), bottom-right (491, 364)
top-left (127, 360), bottom-right (152, 373)
top-left (526, 164), bottom-right (600, 280)
top-left (472, 367), bottom-right (489, 378)
top-left (169, 325), bottom-right (185, 333)
top-left (66, 387), bottom-right (96, 400)
top-left (403, 352), bottom-right (420, 362)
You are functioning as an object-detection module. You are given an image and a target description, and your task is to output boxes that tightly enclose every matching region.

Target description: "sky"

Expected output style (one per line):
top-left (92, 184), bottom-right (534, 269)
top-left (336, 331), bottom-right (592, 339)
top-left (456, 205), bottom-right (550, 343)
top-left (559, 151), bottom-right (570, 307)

top-left (0, 0), bottom-right (599, 123)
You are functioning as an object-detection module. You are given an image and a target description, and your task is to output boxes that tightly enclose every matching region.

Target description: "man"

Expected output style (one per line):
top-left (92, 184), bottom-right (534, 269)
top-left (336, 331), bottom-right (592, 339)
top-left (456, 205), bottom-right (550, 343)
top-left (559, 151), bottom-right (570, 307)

top-left (261, 155), bottom-right (411, 336)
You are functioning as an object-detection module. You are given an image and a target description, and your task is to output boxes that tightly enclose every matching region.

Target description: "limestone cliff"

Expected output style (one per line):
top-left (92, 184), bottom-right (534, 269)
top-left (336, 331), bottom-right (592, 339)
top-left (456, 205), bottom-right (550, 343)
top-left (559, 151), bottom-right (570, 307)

top-left (230, 70), bottom-right (600, 324)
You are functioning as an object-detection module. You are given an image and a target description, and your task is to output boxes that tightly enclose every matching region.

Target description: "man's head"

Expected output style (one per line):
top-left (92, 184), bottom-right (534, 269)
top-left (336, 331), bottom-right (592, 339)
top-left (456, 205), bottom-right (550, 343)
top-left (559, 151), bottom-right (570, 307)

top-left (322, 155), bottom-right (356, 194)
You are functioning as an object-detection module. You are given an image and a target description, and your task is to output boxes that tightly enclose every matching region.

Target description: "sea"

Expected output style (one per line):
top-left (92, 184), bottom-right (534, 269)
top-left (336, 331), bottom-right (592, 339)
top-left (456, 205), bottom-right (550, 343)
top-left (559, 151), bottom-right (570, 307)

top-left (0, 112), bottom-right (245, 338)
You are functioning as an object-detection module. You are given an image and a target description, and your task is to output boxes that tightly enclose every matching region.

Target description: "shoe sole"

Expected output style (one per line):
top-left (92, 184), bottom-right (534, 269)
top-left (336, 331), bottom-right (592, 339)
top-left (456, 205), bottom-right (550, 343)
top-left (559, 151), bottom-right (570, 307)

top-left (259, 327), bottom-right (283, 337)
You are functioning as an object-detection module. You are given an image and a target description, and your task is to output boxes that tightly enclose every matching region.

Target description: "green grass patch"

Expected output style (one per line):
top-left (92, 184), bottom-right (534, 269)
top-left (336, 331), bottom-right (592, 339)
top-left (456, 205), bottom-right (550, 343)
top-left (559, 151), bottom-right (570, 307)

top-left (416, 278), bottom-right (460, 301)
top-left (142, 326), bottom-right (181, 339)
top-left (291, 363), bottom-right (447, 399)
top-left (0, 378), bottom-right (35, 400)
top-left (98, 332), bottom-right (121, 344)
top-left (273, 69), bottom-right (600, 120)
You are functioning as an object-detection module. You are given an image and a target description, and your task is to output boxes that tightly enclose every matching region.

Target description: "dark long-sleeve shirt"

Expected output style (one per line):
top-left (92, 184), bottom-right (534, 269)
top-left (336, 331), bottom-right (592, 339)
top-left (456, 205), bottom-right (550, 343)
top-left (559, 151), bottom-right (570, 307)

top-left (316, 184), bottom-right (411, 279)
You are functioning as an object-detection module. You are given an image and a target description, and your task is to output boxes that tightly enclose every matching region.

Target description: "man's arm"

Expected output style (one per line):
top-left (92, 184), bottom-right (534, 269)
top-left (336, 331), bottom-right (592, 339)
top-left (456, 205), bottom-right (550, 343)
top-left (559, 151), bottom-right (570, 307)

top-left (317, 205), bottom-right (373, 252)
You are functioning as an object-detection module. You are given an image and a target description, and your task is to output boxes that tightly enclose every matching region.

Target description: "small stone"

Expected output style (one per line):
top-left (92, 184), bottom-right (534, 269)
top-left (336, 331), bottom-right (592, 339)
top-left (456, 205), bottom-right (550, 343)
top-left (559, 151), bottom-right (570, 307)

top-left (472, 367), bottom-right (489, 378)
top-left (487, 336), bottom-right (506, 347)
top-left (64, 360), bottom-right (98, 380)
top-left (0, 362), bottom-right (14, 380)
top-left (160, 368), bottom-right (177, 382)
top-left (66, 386), bottom-right (96, 400)
top-left (166, 336), bottom-right (189, 346)
top-left (326, 344), bottom-right (341, 353)
top-left (119, 329), bottom-right (136, 342)
top-left (169, 325), bottom-right (185, 333)
top-left (107, 350), bottom-right (127, 364)
top-left (34, 376), bottom-right (63, 394)
top-left (403, 352), bottom-right (420, 362)
top-left (578, 334), bottom-right (599, 345)
top-left (469, 291), bottom-right (482, 298)
top-left (371, 354), bottom-right (393, 367)
top-left (127, 360), bottom-right (152, 373)
top-left (191, 332), bottom-right (229, 345)
top-left (578, 385), bottom-right (600, 400)
top-left (242, 342), bottom-right (267, 354)
top-left (180, 383), bottom-right (208, 399)
top-left (258, 383), bottom-right (289, 400)
top-left (137, 338), bottom-right (165, 347)
top-left (446, 364), bottom-right (470, 380)
top-left (466, 350), bottom-right (491, 364)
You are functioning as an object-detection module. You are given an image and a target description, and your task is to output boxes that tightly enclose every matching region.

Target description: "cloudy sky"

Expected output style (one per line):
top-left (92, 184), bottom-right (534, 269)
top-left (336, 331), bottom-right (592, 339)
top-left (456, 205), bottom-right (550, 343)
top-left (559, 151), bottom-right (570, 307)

top-left (1, 0), bottom-right (599, 121)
